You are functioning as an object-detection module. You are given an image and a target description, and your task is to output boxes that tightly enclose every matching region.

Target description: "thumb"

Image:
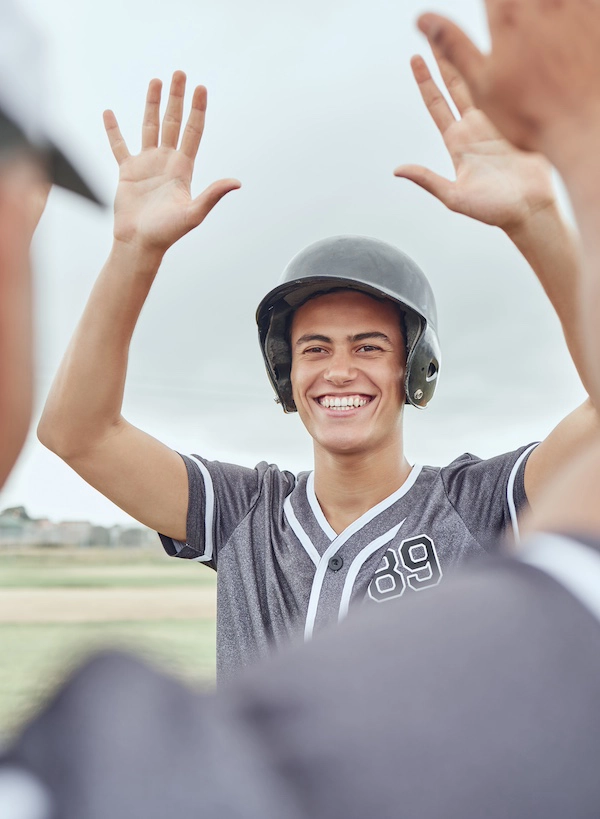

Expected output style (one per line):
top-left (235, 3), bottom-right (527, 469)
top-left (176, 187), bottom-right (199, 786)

top-left (188, 178), bottom-right (241, 228)
top-left (417, 13), bottom-right (485, 101)
top-left (394, 165), bottom-right (454, 207)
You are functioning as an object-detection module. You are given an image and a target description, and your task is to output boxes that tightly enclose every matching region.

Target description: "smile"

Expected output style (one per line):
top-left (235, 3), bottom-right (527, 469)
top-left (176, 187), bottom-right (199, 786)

top-left (317, 394), bottom-right (373, 410)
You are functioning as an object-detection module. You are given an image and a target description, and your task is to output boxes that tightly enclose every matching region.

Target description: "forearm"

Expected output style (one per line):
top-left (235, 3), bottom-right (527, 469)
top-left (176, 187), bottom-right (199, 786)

top-left (38, 240), bottom-right (163, 460)
top-left (557, 150), bottom-right (600, 409)
top-left (503, 201), bottom-right (593, 399)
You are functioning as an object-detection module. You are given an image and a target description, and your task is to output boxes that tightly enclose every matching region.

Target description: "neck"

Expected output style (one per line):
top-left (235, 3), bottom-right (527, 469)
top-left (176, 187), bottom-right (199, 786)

top-left (313, 437), bottom-right (412, 535)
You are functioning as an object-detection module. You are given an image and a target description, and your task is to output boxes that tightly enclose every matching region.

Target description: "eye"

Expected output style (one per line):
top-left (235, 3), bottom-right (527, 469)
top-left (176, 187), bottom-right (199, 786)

top-left (303, 346), bottom-right (328, 354)
top-left (357, 344), bottom-right (382, 353)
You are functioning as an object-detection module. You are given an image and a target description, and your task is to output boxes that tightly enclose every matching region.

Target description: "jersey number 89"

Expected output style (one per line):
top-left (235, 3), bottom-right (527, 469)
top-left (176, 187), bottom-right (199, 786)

top-left (368, 534), bottom-right (443, 603)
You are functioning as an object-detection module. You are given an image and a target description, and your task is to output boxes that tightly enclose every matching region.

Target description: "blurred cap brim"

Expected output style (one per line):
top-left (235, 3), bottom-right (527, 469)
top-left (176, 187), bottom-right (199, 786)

top-left (49, 143), bottom-right (103, 206)
top-left (0, 105), bottom-right (104, 206)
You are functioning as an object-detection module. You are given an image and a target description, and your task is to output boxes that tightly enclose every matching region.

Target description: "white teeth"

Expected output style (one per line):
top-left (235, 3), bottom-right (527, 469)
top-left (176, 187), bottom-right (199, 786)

top-left (318, 395), bottom-right (370, 410)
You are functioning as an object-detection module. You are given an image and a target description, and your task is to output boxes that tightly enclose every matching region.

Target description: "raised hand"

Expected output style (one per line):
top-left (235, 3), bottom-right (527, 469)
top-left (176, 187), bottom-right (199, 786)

top-left (394, 53), bottom-right (555, 232)
top-left (416, 1), bottom-right (600, 164)
top-left (104, 72), bottom-right (240, 256)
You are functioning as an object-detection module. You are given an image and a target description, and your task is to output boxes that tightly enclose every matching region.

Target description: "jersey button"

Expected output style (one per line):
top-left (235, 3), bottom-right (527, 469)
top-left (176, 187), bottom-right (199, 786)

top-left (328, 555), bottom-right (343, 572)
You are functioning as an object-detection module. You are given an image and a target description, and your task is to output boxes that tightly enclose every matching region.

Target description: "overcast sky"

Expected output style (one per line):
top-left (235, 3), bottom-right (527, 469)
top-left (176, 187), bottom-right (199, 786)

top-left (1, 0), bottom-right (586, 525)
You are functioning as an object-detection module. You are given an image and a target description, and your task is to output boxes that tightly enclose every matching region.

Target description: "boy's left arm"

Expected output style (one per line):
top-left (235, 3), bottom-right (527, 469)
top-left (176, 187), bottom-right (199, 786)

top-left (394, 52), bottom-right (600, 510)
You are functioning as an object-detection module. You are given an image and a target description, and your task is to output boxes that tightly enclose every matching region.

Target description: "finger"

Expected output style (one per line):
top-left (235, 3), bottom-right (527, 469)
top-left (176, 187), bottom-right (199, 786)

top-left (417, 13), bottom-right (485, 99)
top-left (393, 164), bottom-right (454, 207)
top-left (103, 110), bottom-right (130, 165)
top-left (430, 44), bottom-right (476, 116)
top-left (180, 85), bottom-right (207, 161)
top-left (160, 70), bottom-right (186, 149)
top-left (187, 178), bottom-right (241, 229)
top-left (410, 55), bottom-right (456, 135)
top-left (141, 78), bottom-right (162, 150)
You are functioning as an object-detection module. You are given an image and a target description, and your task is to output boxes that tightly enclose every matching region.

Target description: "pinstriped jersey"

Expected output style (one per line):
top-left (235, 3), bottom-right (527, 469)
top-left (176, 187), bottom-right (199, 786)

top-left (159, 443), bottom-right (536, 679)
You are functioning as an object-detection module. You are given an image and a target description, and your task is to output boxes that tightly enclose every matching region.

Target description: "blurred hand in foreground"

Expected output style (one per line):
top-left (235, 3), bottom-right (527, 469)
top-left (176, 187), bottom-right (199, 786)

top-left (416, 0), bottom-right (600, 165)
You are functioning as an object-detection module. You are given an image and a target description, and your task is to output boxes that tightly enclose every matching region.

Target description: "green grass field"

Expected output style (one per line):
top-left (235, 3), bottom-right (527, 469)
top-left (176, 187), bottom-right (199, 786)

top-left (0, 546), bottom-right (217, 739)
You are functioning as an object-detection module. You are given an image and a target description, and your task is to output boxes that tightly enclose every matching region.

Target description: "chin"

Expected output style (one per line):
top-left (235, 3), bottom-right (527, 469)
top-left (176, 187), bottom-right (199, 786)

top-left (316, 431), bottom-right (374, 457)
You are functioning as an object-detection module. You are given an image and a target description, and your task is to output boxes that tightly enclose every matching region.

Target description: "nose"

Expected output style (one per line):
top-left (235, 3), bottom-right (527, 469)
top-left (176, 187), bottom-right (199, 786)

top-left (324, 350), bottom-right (357, 385)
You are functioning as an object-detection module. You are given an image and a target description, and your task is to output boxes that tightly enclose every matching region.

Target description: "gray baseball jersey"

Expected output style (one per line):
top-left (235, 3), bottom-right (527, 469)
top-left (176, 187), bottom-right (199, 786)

top-left (159, 443), bottom-right (537, 678)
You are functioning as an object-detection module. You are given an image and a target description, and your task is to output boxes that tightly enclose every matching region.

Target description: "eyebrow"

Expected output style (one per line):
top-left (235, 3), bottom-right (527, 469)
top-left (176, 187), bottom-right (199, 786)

top-left (294, 332), bottom-right (393, 347)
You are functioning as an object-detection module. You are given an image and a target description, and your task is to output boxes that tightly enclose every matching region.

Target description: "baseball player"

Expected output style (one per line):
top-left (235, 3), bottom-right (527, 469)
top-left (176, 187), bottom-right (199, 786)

top-left (38, 51), bottom-right (599, 678)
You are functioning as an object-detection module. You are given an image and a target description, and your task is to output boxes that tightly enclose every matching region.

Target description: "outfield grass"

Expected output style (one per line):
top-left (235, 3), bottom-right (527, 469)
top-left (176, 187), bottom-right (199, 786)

top-left (0, 546), bottom-right (217, 588)
top-left (0, 547), bottom-right (217, 739)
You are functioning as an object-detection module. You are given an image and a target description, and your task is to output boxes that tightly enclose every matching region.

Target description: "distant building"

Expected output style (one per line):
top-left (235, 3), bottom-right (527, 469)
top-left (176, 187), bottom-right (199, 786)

top-left (54, 520), bottom-right (93, 547)
top-left (117, 527), bottom-right (157, 548)
top-left (0, 514), bottom-right (26, 544)
top-left (0, 506), bottom-right (157, 548)
top-left (1, 506), bottom-right (31, 521)
top-left (89, 525), bottom-right (111, 547)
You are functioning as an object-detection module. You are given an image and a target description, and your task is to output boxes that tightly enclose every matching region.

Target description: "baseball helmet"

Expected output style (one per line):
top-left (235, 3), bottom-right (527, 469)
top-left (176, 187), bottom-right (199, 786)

top-left (256, 235), bottom-right (441, 413)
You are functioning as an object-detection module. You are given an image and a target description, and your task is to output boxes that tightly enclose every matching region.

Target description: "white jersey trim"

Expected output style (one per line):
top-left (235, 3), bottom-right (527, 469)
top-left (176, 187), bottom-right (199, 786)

top-left (307, 464), bottom-right (422, 545)
top-left (338, 520), bottom-right (406, 622)
top-left (303, 465), bottom-right (423, 641)
top-left (189, 455), bottom-right (215, 563)
top-left (306, 471), bottom-right (337, 541)
top-left (507, 443), bottom-right (538, 543)
top-left (519, 532), bottom-right (600, 625)
top-left (284, 494), bottom-right (320, 567)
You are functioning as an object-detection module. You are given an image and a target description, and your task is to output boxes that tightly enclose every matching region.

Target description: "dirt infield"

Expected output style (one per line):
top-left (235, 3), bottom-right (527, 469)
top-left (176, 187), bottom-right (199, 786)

top-left (0, 586), bottom-right (216, 623)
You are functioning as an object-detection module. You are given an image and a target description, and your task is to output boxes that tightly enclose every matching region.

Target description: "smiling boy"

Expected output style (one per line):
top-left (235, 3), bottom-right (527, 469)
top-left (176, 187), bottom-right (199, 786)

top-left (39, 67), bottom-right (600, 677)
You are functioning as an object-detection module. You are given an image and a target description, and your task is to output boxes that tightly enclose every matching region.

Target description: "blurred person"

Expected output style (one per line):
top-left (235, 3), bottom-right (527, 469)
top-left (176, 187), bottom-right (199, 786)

top-left (0, 0), bottom-right (101, 490)
top-left (3, 1), bottom-right (600, 818)
top-left (37, 52), bottom-right (598, 678)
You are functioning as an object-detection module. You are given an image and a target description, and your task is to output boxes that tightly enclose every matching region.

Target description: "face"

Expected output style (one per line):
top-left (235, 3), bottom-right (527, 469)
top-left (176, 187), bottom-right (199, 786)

top-left (290, 290), bottom-right (406, 458)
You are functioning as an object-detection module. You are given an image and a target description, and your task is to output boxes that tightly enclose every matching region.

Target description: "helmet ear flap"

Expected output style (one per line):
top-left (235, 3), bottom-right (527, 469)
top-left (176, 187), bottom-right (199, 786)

top-left (405, 325), bottom-right (441, 408)
top-left (261, 301), bottom-right (297, 412)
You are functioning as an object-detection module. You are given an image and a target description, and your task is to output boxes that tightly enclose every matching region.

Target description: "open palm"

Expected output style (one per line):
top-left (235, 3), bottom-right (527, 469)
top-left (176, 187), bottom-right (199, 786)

top-left (395, 54), bottom-right (555, 232)
top-left (104, 72), bottom-right (240, 254)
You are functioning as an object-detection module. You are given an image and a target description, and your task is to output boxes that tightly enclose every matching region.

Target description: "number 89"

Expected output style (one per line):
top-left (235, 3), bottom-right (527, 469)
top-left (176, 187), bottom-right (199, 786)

top-left (368, 534), bottom-right (443, 603)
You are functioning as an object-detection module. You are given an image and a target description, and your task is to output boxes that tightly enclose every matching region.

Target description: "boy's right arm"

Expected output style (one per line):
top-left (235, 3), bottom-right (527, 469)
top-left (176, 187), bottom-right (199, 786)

top-left (38, 72), bottom-right (240, 542)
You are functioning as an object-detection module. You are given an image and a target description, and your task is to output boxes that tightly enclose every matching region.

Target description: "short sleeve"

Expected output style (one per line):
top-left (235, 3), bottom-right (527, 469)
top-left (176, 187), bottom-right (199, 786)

top-left (440, 442), bottom-right (538, 552)
top-left (158, 454), bottom-right (274, 569)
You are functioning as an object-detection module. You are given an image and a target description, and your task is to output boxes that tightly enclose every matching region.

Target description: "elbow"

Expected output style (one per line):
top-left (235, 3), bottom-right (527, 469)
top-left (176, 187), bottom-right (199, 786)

top-left (37, 411), bottom-right (65, 457)
top-left (37, 409), bottom-right (82, 462)
top-left (38, 407), bottom-right (122, 464)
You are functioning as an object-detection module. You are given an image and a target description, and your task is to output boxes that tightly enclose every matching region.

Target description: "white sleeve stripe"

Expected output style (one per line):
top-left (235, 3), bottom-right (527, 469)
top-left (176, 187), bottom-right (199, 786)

top-left (337, 520), bottom-right (406, 622)
top-left (519, 533), bottom-right (600, 625)
top-left (188, 455), bottom-right (215, 563)
top-left (284, 495), bottom-right (320, 567)
top-left (507, 443), bottom-right (538, 543)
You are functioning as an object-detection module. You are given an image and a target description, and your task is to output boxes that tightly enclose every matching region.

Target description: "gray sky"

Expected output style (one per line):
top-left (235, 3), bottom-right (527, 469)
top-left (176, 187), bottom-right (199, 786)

top-left (1, 0), bottom-right (586, 525)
